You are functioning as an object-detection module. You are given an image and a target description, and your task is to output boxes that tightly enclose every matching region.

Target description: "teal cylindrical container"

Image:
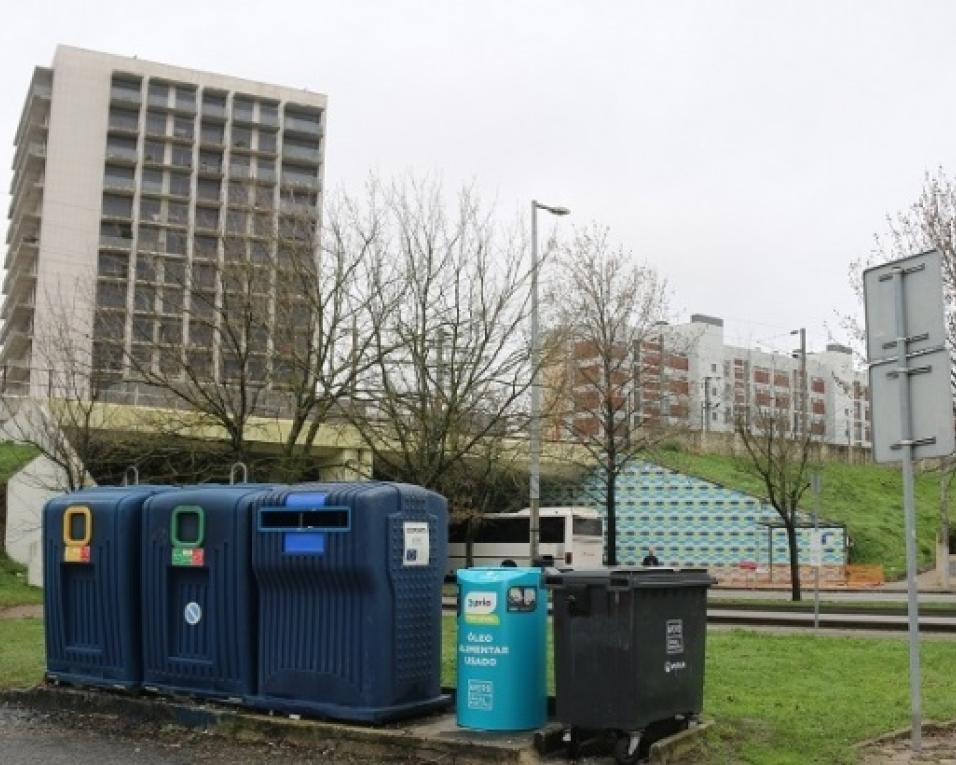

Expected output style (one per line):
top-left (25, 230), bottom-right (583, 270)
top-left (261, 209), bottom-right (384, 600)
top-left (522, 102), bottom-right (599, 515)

top-left (456, 567), bottom-right (547, 730)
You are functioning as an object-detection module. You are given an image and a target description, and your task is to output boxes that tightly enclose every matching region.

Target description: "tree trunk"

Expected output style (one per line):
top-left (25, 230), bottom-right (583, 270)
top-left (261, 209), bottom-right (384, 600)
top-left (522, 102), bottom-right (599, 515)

top-left (786, 521), bottom-right (802, 601)
top-left (606, 467), bottom-right (617, 566)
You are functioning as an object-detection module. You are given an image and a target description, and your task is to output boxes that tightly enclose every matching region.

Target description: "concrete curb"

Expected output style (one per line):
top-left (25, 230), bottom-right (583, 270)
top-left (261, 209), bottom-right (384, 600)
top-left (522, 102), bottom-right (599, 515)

top-left (0, 685), bottom-right (546, 764)
top-left (648, 720), bottom-right (714, 764)
top-left (852, 719), bottom-right (956, 750)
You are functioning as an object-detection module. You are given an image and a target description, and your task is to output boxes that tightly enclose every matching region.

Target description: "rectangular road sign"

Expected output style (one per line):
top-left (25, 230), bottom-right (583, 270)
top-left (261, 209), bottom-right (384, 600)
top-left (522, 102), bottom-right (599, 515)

top-left (869, 348), bottom-right (955, 463)
top-left (864, 250), bottom-right (947, 364)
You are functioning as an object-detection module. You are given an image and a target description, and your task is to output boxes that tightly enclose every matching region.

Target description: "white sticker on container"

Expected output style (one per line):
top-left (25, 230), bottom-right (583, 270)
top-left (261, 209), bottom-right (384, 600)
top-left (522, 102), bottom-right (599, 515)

top-left (403, 521), bottom-right (430, 567)
top-left (184, 601), bottom-right (202, 626)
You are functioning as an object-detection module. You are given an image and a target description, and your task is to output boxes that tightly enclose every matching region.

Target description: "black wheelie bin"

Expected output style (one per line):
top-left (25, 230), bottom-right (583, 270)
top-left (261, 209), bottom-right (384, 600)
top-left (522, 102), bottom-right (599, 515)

top-left (548, 567), bottom-right (715, 764)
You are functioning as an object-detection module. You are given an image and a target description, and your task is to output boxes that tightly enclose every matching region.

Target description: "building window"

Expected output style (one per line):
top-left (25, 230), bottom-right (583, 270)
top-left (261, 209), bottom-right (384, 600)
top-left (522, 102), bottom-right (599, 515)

top-left (174, 86), bottom-right (196, 112)
top-left (169, 173), bottom-right (190, 197)
top-left (199, 150), bottom-right (222, 174)
top-left (167, 201), bottom-right (189, 225)
top-left (258, 131), bottom-right (277, 153)
top-left (195, 207), bottom-right (219, 231)
top-left (96, 280), bottom-right (127, 309)
top-left (201, 122), bottom-right (224, 146)
top-left (102, 194), bottom-right (133, 219)
top-left (148, 82), bottom-right (169, 108)
top-left (234, 97), bottom-right (254, 122)
top-left (146, 111), bottom-right (167, 136)
top-left (232, 127), bottom-right (252, 150)
top-left (144, 140), bottom-right (165, 164)
top-left (194, 235), bottom-right (218, 258)
top-left (98, 252), bottom-right (129, 279)
top-left (136, 253), bottom-right (156, 282)
top-left (104, 165), bottom-right (135, 191)
top-left (197, 178), bottom-right (221, 202)
top-left (173, 116), bottom-right (194, 140)
top-left (134, 284), bottom-right (156, 312)
top-left (201, 91), bottom-right (226, 117)
top-left (106, 135), bottom-right (137, 162)
top-left (142, 168), bottom-right (163, 194)
top-left (171, 145), bottom-right (192, 169)
top-left (108, 107), bottom-right (139, 132)
top-left (166, 231), bottom-right (187, 255)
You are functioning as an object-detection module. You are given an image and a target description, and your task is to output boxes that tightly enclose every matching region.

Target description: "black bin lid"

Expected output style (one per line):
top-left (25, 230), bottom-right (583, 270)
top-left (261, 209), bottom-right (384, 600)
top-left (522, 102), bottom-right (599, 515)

top-left (546, 567), bottom-right (716, 590)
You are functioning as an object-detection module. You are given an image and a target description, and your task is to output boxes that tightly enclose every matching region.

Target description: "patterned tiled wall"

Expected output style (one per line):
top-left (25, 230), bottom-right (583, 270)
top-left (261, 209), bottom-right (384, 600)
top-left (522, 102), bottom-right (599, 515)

top-left (543, 461), bottom-right (846, 567)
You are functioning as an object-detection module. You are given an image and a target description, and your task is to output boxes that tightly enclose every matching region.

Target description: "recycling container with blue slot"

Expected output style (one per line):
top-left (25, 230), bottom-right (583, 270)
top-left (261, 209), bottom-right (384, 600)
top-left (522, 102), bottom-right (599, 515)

top-left (249, 481), bottom-right (448, 722)
top-left (140, 484), bottom-right (277, 699)
top-left (456, 567), bottom-right (547, 730)
top-left (43, 485), bottom-right (174, 689)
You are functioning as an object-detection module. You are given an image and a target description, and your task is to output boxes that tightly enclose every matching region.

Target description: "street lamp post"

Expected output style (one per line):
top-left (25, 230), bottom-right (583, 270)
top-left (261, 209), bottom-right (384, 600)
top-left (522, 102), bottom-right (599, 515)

top-left (530, 199), bottom-right (570, 564)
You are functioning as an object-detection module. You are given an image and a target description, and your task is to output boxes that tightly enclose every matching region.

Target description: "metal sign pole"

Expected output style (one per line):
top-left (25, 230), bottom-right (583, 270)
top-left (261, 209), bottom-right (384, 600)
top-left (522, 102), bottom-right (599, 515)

top-left (811, 472), bottom-right (822, 632)
top-left (892, 267), bottom-right (923, 752)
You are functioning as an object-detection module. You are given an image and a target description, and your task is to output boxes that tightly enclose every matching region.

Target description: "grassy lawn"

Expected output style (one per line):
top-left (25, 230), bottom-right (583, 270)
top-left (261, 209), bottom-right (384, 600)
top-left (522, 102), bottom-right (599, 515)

top-left (0, 442), bottom-right (37, 483)
top-left (0, 554), bottom-right (42, 609)
top-left (655, 448), bottom-right (948, 580)
top-left (0, 618), bottom-right (43, 688)
top-left (710, 597), bottom-right (956, 614)
top-left (6, 613), bottom-right (956, 763)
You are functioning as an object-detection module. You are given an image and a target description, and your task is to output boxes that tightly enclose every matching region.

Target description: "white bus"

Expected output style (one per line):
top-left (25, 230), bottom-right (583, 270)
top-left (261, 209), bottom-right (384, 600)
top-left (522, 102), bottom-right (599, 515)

top-left (447, 507), bottom-right (604, 575)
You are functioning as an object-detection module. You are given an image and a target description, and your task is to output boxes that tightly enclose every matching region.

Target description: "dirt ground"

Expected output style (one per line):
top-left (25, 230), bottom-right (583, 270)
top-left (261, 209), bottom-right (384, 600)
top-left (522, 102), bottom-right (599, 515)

top-left (861, 725), bottom-right (956, 764)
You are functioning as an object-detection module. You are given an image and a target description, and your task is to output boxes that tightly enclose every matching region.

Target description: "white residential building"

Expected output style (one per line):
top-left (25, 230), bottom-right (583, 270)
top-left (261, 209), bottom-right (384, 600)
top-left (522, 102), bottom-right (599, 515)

top-left (668, 314), bottom-right (870, 448)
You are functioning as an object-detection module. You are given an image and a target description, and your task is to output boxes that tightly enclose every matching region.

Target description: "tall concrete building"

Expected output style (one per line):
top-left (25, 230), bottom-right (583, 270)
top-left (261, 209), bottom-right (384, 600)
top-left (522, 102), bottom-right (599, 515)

top-left (2, 46), bottom-right (326, 399)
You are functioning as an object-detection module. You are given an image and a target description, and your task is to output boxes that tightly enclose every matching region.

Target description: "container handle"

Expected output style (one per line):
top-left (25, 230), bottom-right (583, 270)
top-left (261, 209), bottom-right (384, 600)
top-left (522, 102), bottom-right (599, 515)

top-left (123, 465), bottom-right (139, 486)
top-left (608, 576), bottom-right (632, 591)
top-left (230, 462), bottom-right (248, 485)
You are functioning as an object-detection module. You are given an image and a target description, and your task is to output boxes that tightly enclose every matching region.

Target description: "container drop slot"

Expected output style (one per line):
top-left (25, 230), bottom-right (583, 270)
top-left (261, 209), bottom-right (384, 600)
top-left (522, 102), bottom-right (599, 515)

top-left (171, 506), bottom-right (205, 547)
top-left (63, 506), bottom-right (92, 546)
top-left (259, 507), bottom-right (351, 532)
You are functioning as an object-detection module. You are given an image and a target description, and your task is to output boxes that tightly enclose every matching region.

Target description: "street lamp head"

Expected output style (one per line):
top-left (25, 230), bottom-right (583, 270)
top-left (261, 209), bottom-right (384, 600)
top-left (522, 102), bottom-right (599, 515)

top-left (534, 200), bottom-right (571, 217)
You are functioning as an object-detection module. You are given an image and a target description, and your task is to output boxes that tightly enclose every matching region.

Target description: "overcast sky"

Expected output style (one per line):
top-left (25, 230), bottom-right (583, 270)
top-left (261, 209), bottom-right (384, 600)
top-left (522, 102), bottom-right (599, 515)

top-left (2, 1), bottom-right (953, 355)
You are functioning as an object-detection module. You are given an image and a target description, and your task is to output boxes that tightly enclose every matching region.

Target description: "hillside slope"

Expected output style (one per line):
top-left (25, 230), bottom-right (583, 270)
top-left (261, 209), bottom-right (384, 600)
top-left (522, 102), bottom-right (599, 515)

top-left (654, 448), bottom-right (948, 580)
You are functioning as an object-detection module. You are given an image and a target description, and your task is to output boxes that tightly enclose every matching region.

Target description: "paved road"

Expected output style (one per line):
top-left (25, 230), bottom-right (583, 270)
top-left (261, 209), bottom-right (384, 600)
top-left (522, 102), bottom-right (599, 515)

top-left (0, 704), bottom-right (359, 764)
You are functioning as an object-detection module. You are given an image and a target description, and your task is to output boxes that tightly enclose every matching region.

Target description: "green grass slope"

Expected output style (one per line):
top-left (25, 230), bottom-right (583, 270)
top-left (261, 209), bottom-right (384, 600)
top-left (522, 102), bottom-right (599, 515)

top-left (654, 448), bottom-right (947, 580)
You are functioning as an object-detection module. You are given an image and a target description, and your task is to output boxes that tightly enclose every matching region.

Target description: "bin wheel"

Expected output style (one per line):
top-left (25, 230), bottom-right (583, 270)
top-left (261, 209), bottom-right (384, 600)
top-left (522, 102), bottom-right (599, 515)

top-left (565, 728), bottom-right (581, 760)
top-left (613, 732), bottom-right (642, 765)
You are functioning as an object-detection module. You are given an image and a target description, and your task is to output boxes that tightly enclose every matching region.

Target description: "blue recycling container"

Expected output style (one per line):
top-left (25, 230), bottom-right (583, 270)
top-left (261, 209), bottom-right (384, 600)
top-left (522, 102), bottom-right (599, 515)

top-left (456, 567), bottom-right (547, 730)
top-left (140, 484), bottom-right (277, 699)
top-left (249, 482), bottom-right (448, 722)
top-left (43, 485), bottom-right (174, 689)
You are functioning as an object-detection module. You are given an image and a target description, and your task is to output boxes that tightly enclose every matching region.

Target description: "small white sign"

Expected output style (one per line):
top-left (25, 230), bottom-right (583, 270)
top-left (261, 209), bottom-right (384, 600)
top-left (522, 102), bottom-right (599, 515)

top-left (403, 521), bottom-right (430, 567)
top-left (184, 601), bottom-right (202, 626)
top-left (809, 532), bottom-right (822, 568)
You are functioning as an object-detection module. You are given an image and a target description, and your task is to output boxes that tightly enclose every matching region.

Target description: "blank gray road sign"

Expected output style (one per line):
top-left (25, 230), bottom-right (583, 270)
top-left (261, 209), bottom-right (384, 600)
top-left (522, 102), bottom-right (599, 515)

top-left (869, 349), bottom-right (956, 463)
top-left (864, 250), bottom-right (947, 363)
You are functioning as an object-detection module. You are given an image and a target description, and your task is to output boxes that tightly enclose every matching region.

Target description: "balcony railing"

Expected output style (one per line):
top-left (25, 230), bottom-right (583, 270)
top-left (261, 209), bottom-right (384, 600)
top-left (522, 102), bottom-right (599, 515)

top-left (104, 176), bottom-right (136, 192)
top-left (111, 86), bottom-right (141, 105)
top-left (280, 175), bottom-right (320, 191)
top-left (282, 143), bottom-right (321, 163)
top-left (99, 235), bottom-right (133, 250)
top-left (105, 147), bottom-right (138, 163)
top-left (284, 115), bottom-right (322, 135)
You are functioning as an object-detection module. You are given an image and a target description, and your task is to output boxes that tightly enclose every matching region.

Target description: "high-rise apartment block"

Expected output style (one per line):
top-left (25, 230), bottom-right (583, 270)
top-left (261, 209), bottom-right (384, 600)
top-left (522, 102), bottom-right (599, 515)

top-left (2, 46), bottom-right (326, 399)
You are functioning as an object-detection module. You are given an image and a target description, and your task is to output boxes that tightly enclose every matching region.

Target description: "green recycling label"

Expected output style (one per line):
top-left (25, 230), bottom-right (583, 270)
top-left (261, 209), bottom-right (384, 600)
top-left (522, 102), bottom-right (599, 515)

top-left (171, 547), bottom-right (205, 566)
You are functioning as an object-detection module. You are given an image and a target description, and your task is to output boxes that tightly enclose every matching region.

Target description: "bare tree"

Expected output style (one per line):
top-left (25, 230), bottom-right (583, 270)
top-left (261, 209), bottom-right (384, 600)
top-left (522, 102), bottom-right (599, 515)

top-left (0, 288), bottom-right (135, 491)
top-left (545, 224), bottom-right (671, 566)
top-left (847, 166), bottom-right (956, 575)
top-left (350, 178), bottom-right (537, 508)
top-left (735, 405), bottom-right (820, 601)
top-left (123, 187), bottom-right (376, 476)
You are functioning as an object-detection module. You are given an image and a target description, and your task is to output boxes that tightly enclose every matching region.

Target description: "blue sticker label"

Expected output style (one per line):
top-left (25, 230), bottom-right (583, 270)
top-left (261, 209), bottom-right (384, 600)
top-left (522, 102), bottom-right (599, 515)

top-left (284, 531), bottom-right (326, 555)
top-left (285, 493), bottom-right (327, 508)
